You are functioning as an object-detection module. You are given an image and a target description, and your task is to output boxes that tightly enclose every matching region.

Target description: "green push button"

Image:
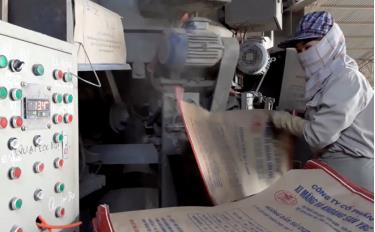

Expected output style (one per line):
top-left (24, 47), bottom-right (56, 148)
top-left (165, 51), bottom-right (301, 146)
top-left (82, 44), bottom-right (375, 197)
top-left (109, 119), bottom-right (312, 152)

top-left (63, 72), bottom-right (73, 82)
top-left (57, 94), bottom-right (63, 103)
top-left (53, 93), bottom-right (63, 103)
top-left (58, 134), bottom-right (64, 142)
top-left (11, 89), bottom-right (22, 101)
top-left (0, 87), bottom-right (7, 99)
top-left (64, 94), bottom-right (73, 104)
top-left (0, 55), bottom-right (8, 68)
top-left (15, 89), bottom-right (22, 100)
top-left (15, 199), bottom-right (22, 209)
top-left (59, 183), bottom-right (65, 192)
top-left (33, 64), bottom-right (44, 76)
top-left (55, 182), bottom-right (65, 193)
top-left (10, 198), bottom-right (22, 210)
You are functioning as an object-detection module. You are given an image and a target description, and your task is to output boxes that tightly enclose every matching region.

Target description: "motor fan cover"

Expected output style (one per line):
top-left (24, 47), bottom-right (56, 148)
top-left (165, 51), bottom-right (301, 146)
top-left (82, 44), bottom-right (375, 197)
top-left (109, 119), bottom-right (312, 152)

top-left (238, 39), bottom-right (269, 75)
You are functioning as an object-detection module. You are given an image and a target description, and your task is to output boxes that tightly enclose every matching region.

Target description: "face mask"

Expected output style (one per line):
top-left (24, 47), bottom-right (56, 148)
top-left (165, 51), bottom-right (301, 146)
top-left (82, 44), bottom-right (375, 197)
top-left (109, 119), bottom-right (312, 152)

top-left (298, 41), bottom-right (325, 79)
top-left (297, 24), bottom-right (347, 100)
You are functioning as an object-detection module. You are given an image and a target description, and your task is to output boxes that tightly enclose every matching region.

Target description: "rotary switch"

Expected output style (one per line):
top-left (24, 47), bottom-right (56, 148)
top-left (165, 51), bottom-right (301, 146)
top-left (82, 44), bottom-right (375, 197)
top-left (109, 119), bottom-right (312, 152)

top-left (34, 189), bottom-right (44, 201)
top-left (9, 59), bottom-right (25, 72)
top-left (8, 138), bottom-right (19, 150)
top-left (33, 135), bottom-right (42, 146)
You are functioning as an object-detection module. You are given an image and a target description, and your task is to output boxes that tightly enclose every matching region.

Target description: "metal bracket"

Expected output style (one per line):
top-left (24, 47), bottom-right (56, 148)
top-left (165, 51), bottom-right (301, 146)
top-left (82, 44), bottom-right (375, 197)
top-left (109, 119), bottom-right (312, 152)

top-left (1, 0), bottom-right (8, 21)
top-left (210, 37), bottom-right (240, 112)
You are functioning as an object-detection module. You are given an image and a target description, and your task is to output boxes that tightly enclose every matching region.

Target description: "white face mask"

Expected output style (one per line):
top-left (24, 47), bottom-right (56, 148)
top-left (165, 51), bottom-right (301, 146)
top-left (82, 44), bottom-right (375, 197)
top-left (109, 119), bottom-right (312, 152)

top-left (297, 24), bottom-right (347, 100)
top-left (298, 41), bottom-right (326, 79)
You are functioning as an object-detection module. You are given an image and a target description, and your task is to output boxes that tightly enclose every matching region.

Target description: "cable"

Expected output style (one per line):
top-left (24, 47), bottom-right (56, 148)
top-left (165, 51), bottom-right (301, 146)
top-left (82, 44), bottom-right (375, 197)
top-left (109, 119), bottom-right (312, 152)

top-left (73, 41), bottom-right (102, 88)
top-left (255, 57), bottom-right (276, 93)
top-left (36, 215), bottom-right (82, 232)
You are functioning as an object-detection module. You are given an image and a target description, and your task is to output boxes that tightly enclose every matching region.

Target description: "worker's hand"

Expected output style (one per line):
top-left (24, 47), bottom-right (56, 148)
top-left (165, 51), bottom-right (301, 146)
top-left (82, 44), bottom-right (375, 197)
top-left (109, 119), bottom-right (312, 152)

top-left (271, 111), bottom-right (306, 137)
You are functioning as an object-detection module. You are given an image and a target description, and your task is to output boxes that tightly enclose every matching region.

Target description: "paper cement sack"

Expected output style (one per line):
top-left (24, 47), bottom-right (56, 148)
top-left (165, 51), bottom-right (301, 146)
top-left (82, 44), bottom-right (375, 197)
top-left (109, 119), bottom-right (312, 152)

top-left (93, 167), bottom-right (374, 232)
top-left (179, 100), bottom-right (293, 204)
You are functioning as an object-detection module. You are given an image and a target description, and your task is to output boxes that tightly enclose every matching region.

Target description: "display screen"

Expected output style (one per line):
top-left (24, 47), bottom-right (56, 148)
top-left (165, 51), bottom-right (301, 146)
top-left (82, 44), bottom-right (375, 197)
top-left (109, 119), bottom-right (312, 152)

top-left (24, 99), bottom-right (50, 119)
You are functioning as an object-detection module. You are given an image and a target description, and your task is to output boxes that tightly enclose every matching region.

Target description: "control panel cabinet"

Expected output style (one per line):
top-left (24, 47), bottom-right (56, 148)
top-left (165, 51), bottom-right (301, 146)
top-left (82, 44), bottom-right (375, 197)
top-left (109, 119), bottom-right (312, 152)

top-left (0, 21), bottom-right (79, 231)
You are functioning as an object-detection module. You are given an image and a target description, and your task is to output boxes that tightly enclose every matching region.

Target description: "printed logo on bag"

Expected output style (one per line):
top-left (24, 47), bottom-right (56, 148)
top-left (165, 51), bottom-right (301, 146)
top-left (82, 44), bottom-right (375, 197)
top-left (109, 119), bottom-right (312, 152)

top-left (250, 116), bottom-right (264, 134)
top-left (274, 190), bottom-right (298, 206)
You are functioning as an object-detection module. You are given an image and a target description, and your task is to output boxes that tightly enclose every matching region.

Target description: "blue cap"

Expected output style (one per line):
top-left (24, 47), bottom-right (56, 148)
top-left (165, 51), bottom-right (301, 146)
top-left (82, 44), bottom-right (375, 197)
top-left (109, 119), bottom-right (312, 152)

top-left (279, 11), bottom-right (334, 48)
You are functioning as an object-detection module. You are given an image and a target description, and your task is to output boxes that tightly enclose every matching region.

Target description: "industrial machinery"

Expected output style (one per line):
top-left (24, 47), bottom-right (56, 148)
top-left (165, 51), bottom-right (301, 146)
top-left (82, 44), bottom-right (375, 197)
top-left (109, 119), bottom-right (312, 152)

top-left (82, 0), bottom-right (285, 210)
top-left (0, 21), bottom-right (79, 231)
top-left (0, 0), bottom-right (317, 230)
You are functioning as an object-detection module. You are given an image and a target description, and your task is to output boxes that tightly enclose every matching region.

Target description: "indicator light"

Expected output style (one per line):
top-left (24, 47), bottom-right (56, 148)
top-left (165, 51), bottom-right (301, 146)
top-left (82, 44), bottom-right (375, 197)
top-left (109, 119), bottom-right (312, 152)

top-left (0, 117), bottom-right (8, 128)
top-left (0, 55), bottom-right (8, 68)
top-left (0, 87), bottom-right (7, 99)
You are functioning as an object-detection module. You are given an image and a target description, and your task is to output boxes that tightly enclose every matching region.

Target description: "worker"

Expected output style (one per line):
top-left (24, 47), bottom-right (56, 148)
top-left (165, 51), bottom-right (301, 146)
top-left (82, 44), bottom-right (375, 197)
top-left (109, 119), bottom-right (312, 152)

top-left (272, 11), bottom-right (374, 192)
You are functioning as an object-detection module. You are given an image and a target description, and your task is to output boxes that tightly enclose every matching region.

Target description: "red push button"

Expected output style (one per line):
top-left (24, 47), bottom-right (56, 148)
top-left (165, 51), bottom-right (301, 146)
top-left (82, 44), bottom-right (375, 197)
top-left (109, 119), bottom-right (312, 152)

top-left (53, 69), bottom-right (64, 80)
top-left (11, 116), bottom-right (23, 128)
top-left (11, 225), bottom-right (23, 232)
top-left (9, 167), bottom-right (21, 179)
top-left (55, 207), bottom-right (65, 218)
top-left (0, 117), bottom-right (8, 128)
top-left (64, 114), bottom-right (73, 124)
top-left (33, 162), bottom-right (45, 173)
top-left (54, 158), bottom-right (64, 169)
top-left (53, 114), bottom-right (63, 124)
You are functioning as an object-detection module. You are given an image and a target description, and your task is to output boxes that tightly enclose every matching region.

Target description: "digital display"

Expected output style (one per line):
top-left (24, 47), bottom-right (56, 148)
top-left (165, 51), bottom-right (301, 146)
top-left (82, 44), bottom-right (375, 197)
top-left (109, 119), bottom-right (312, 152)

top-left (24, 99), bottom-right (50, 119)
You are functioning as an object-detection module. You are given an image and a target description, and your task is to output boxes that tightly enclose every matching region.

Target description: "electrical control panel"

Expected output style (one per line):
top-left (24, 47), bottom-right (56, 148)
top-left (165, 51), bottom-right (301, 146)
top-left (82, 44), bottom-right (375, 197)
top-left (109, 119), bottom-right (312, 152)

top-left (0, 21), bottom-right (79, 231)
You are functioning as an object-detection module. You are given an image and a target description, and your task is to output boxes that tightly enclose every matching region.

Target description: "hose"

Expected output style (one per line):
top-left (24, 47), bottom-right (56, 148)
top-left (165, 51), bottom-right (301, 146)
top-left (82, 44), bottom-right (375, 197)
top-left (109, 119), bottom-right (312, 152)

top-left (36, 215), bottom-right (82, 232)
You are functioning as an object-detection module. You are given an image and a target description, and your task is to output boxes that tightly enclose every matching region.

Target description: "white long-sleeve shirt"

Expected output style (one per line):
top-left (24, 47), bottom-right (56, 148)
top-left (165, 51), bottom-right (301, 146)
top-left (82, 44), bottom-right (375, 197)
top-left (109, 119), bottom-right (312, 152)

top-left (303, 65), bottom-right (374, 158)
